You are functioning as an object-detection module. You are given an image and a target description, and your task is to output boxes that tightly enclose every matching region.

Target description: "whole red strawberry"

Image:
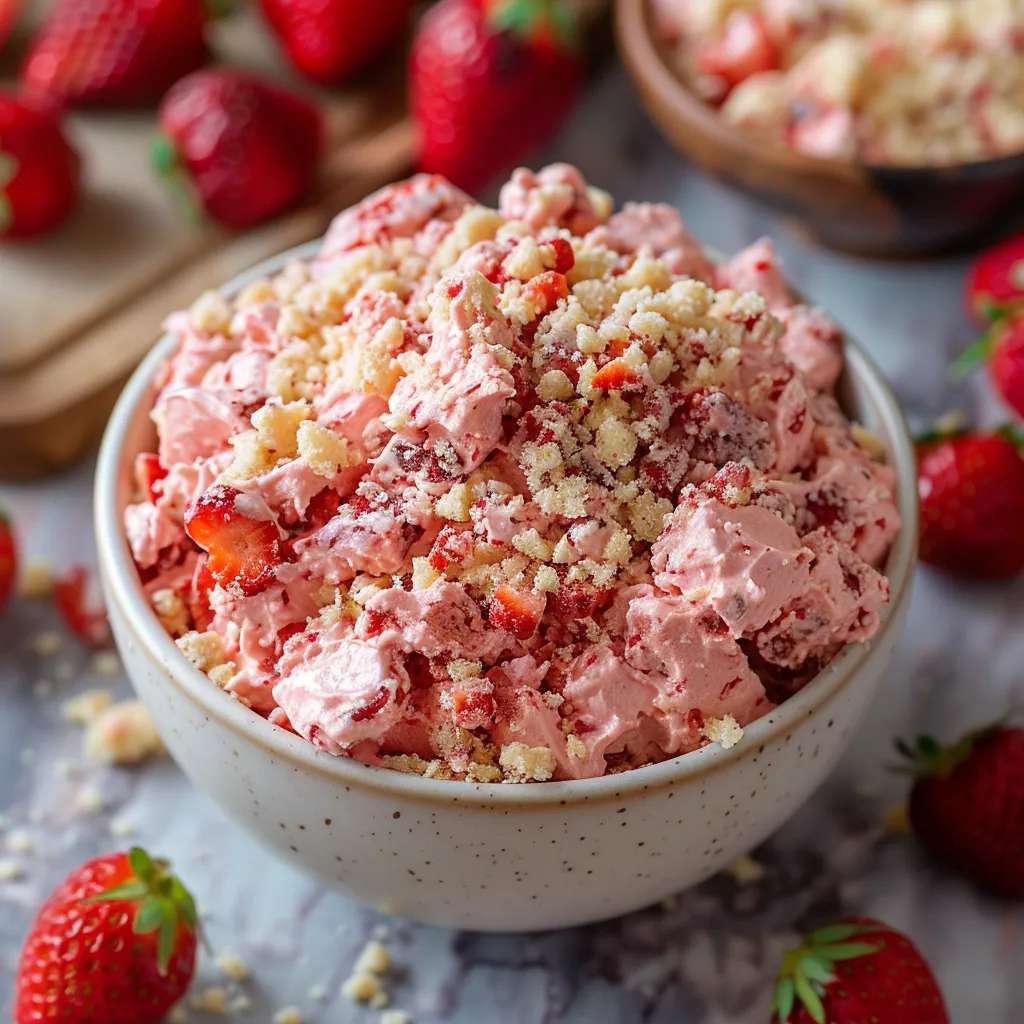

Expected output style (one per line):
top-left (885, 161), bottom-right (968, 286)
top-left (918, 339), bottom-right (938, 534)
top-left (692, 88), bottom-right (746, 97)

top-left (953, 313), bottom-right (1024, 420)
top-left (15, 847), bottom-right (198, 1024)
top-left (259, 0), bottom-right (416, 85)
top-left (770, 917), bottom-right (948, 1024)
top-left (917, 429), bottom-right (1024, 578)
top-left (155, 69), bottom-right (324, 229)
top-left (964, 230), bottom-right (1024, 325)
top-left (898, 724), bottom-right (1024, 899)
top-left (0, 94), bottom-right (80, 240)
top-left (53, 563), bottom-right (112, 646)
top-left (411, 0), bottom-right (583, 192)
top-left (20, 0), bottom-right (208, 108)
top-left (0, 507), bottom-right (16, 615)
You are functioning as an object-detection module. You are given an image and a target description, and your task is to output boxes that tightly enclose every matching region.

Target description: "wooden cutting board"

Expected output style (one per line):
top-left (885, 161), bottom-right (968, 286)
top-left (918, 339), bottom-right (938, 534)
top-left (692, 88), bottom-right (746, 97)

top-left (0, 10), bottom-right (416, 479)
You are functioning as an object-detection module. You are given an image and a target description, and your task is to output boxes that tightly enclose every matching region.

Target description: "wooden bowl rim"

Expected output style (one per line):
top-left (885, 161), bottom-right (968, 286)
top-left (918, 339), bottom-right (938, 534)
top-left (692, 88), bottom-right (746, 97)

top-left (615, 0), bottom-right (1024, 178)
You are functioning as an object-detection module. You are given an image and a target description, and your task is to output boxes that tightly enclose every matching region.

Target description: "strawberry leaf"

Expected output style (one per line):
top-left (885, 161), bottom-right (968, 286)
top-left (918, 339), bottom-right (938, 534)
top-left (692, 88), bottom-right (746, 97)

top-left (129, 846), bottom-right (155, 881)
top-left (86, 880), bottom-right (149, 903)
top-left (133, 896), bottom-right (166, 934)
top-left (805, 922), bottom-right (871, 945)
top-left (773, 975), bottom-right (795, 1021)
top-left (818, 941), bottom-right (883, 961)
top-left (157, 910), bottom-right (179, 976)
top-left (950, 333), bottom-right (995, 379)
top-left (793, 972), bottom-right (825, 1024)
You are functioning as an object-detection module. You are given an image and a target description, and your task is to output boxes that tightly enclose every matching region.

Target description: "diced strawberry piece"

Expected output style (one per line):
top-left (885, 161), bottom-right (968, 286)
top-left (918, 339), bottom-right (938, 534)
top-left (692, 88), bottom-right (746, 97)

top-left (427, 525), bottom-right (474, 573)
top-left (350, 685), bottom-right (390, 721)
top-left (591, 358), bottom-right (640, 391)
top-left (52, 565), bottom-right (111, 647)
top-left (184, 485), bottom-right (282, 596)
top-left (488, 584), bottom-right (545, 640)
top-left (545, 237), bottom-right (575, 275)
top-left (276, 621), bottom-right (306, 648)
top-left (305, 486), bottom-right (341, 528)
top-left (523, 271), bottom-right (569, 318)
top-left (696, 10), bottom-right (779, 91)
top-left (134, 453), bottom-right (167, 503)
top-left (189, 555), bottom-right (215, 631)
top-left (550, 581), bottom-right (611, 621)
top-left (451, 681), bottom-right (495, 728)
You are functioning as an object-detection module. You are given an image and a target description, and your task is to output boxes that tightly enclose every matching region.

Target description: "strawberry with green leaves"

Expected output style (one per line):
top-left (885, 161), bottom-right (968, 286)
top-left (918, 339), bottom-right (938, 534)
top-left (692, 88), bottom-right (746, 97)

top-left (770, 918), bottom-right (948, 1024)
top-left (15, 847), bottom-right (198, 1024)
top-left (916, 426), bottom-right (1024, 578)
top-left (964, 230), bottom-right (1024, 326)
top-left (898, 723), bottom-right (1024, 899)
top-left (411, 0), bottom-right (583, 191)
top-left (953, 314), bottom-right (1024, 421)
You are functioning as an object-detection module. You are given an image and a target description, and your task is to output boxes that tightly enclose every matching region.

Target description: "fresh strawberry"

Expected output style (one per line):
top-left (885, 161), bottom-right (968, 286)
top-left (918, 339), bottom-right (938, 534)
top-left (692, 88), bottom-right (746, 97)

top-left (154, 69), bottom-right (324, 229)
top-left (185, 484), bottom-right (283, 595)
top-left (53, 564), bottom-right (112, 646)
top-left (964, 230), bottom-right (1024, 325)
top-left (523, 270), bottom-right (569, 318)
top-left (591, 358), bottom-right (640, 391)
top-left (0, 94), bottom-right (80, 240)
top-left (134, 452), bottom-right (168, 503)
top-left (20, 0), bottom-right (208, 108)
top-left (258, 0), bottom-right (415, 85)
top-left (0, 507), bottom-right (15, 617)
top-left (0, 0), bottom-right (25, 51)
top-left (15, 847), bottom-right (198, 1024)
top-left (696, 9), bottom-right (779, 93)
top-left (897, 724), bottom-right (1024, 899)
top-left (488, 583), bottom-right (545, 640)
top-left (917, 428), bottom-right (1024, 578)
top-left (952, 313), bottom-right (1024, 420)
top-left (770, 917), bottom-right (948, 1024)
top-left (411, 0), bottom-right (583, 192)
top-left (189, 554), bottom-right (216, 630)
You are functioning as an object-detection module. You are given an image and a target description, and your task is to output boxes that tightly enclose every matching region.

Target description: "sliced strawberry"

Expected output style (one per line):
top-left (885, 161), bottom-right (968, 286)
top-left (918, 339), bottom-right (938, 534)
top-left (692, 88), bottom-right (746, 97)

top-left (189, 555), bottom-right (215, 631)
top-left (591, 358), bottom-right (640, 391)
top-left (0, 508), bottom-right (15, 619)
top-left (696, 10), bottom-right (779, 93)
top-left (184, 485), bottom-right (282, 596)
top-left (523, 271), bottom-right (569, 318)
top-left (544, 237), bottom-right (575, 275)
top-left (52, 565), bottom-right (111, 647)
top-left (450, 679), bottom-right (495, 728)
top-left (305, 486), bottom-right (341, 529)
top-left (134, 452), bottom-right (167, 503)
top-left (488, 584), bottom-right (545, 640)
top-left (550, 580), bottom-right (611, 621)
top-left (427, 525), bottom-right (474, 574)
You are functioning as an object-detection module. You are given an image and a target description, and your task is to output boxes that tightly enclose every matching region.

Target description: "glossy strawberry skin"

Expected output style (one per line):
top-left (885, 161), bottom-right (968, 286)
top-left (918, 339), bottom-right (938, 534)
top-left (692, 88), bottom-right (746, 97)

top-left (964, 230), bottom-right (1024, 325)
top-left (0, 94), bottom-right (80, 240)
top-left (258, 0), bottom-right (415, 84)
top-left (0, 508), bottom-right (15, 616)
top-left (488, 583), bottom-right (544, 639)
top-left (909, 728), bottom-right (1024, 899)
top-left (989, 317), bottom-right (1024, 419)
top-left (19, 0), bottom-right (208, 108)
top-left (53, 564), bottom-right (112, 646)
top-left (156, 69), bottom-right (324, 229)
top-left (773, 917), bottom-right (948, 1024)
top-left (14, 852), bottom-right (196, 1024)
top-left (0, 0), bottom-right (25, 51)
top-left (185, 484), bottom-right (283, 595)
top-left (410, 0), bottom-right (582, 192)
top-left (917, 432), bottom-right (1024, 578)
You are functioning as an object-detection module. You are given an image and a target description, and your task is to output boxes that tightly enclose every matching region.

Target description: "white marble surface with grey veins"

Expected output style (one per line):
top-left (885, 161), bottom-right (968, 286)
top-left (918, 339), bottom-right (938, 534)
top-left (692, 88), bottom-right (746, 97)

top-left (2, 68), bottom-right (1023, 1023)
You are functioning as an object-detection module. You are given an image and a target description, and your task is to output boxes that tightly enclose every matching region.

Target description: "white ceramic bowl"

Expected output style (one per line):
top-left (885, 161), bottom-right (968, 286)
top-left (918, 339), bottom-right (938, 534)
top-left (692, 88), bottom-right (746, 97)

top-left (95, 242), bottom-right (918, 932)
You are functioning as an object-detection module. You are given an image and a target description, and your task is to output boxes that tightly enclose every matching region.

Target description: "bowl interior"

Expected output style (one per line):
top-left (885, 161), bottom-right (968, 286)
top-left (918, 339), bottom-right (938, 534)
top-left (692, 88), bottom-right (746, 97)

top-left (94, 240), bottom-right (919, 805)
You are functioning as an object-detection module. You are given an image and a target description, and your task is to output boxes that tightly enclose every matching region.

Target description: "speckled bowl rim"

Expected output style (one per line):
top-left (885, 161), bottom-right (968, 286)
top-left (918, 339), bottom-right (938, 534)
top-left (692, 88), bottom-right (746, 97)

top-left (94, 239), bottom-right (919, 807)
top-left (616, 0), bottom-right (1024, 176)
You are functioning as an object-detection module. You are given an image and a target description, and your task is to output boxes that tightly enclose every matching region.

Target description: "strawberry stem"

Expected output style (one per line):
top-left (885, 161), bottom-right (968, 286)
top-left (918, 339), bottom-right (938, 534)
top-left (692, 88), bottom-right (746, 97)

top-left (892, 721), bottom-right (1005, 780)
top-left (85, 846), bottom-right (198, 976)
top-left (151, 135), bottom-right (205, 229)
top-left (487, 0), bottom-right (579, 49)
top-left (950, 332), bottom-right (995, 380)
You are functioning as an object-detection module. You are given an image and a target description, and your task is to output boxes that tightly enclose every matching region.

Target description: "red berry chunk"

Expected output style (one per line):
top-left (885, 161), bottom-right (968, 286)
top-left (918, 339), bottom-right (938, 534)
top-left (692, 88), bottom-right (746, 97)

top-left (696, 10), bottom-right (779, 92)
top-left (545, 237), bottom-right (575, 275)
top-left (590, 358), bottom-right (640, 391)
top-left (964, 230), bottom-right (1024, 324)
top-left (488, 584), bottom-right (545, 640)
top-left (184, 485), bottom-right (282, 596)
top-left (134, 453), bottom-right (168, 503)
top-left (52, 565), bottom-right (111, 647)
top-left (523, 271), bottom-right (569, 318)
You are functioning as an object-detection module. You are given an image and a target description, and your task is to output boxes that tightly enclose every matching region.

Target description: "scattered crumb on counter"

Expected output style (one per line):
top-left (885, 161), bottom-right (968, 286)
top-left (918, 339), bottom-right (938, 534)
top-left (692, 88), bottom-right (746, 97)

top-left (660, 894), bottom-right (678, 911)
top-left (883, 802), bottom-right (910, 835)
top-left (89, 651), bottom-right (122, 677)
top-left (62, 689), bottom-right (114, 725)
top-left (76, 784), bottom-right (104, 815)
top-left (215, 950), bottom-right (250, 982)
top-left (354, 940), bottom-right (391, 976)
top-left (701, 715), bottom-right (744, 749)
top-left (84, 699), bottom-right (164, 764)
top-left (189, 986), bottom-right (229, 1014)
top-left (272, 1009), bottom-right (304, 1024)
top-left (381, 1012), bottom-right (411, 1024)
top-left (167, 1005), bottom-right (188, 1023)
top-left (308, 985), bottom-right (328, 1002)
top-left (343, 939), bottom-right (392, 1008)
top-left (110, 817), bottom-right (135, 838)
top-left (6, 830), bottom-right (34, 854)
top-left (29, 631), bottom-right (62, 655)
top-left (724, 854), bottom-right (765, 885)
top-left (18, 562), bottom-right (53, 599)
top-left (0, 859), bottom-right (22, 881)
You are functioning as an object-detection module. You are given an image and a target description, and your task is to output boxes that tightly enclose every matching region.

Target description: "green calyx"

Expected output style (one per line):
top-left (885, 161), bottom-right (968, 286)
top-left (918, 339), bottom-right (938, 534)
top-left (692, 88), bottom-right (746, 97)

top-left (85, 847), bottom-right (198, 976)
top-left (151, 135), bottom-right (204, 228)
top-left (950, 331), bottom-right (995, 380)
top-left (772, 922), bottom-right (884, 1024)
top-left (894, 717), bottom-right (1012, 781)
top-left (487, 0), bottom-right (578, 49)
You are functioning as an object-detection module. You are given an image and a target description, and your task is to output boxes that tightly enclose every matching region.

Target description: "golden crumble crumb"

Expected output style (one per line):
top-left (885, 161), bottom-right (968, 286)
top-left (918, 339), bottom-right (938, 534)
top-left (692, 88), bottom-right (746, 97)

top-left (576, 357), bottom-right (598, 397)
top-left (537, 369), bottom-right (575, 402)
top-left (603, 526), bottom-right (633, 564)
top-left (411, 557), bottom-right (441, 591)
top-left (17, 561), bottom-right (53, 599)
top-left (190, 985), bottom-right (229, 1014)
top-left (535, 476), bottom-right (589, 518)
top-left (648, 349), bottom-right (675, 384)
top-left (84, 699), bottom-right (164, 765)
top-left (551, 534), bottom-right (575, 565)
top-left (6, 830), bottom-right (33, 854)
top-left (512, 528), bottom-right (553, 561)
top-left (297, 420), bottom-right (354, 477)
top-left (273, 1008), bottom-right (304, 1024)
top-left (176, 630), bottom-right (226, 673)
top-left (534, 565), bottom-right (559, 592)
top-left (381, 1012), bottom-right (412, 1024)
top-left (448, 659), bottom-right (483, 683)
top-left (236, 278), bottom-right (275, 307)
top-left (30, 631), bottom-right (62, 655)
top-left (724, 854), bottom-right (765, 885)
top-left (189, 290), bottom-right (231, 335)
top-left (342, 973), bottom-right (387, 1006)
top-left (215, 950), bottom-right (250, 982)
top-left (435, 483), bottom-right (472, 522)
top-left (851, 423), bottom-right (887, 462)
top-left (627, 490), bottom-right (673, 544)
top-left (566, 734), bottom-right (586, 759)
top-left (167, 1005), bottom-right (188, 1023)
top-left (208, 662), bottom-right (238, 689)
top-left (151, 588), bottom-right (190, 636)
top-left (61, 688), bottom-right (114, 726)
top-left (499, 742), bottom-right (555, 782)
top-left (702, 715), bottom-right (744, 749)
top-left (883, 801), bottom-right (910, 835)
top-left (354, 940), bottom-right (391, 976)
top-left (595, 417), bottom-right (638, 469)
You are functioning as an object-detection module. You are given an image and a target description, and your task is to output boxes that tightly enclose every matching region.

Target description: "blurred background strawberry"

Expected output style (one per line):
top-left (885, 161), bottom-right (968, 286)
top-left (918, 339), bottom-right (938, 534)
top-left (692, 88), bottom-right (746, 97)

top-left (0, 0), bottom-right (24, 51)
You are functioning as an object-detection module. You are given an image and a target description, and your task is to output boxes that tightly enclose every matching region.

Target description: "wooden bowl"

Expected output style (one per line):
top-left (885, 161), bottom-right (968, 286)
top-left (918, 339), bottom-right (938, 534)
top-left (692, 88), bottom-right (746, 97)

top-left (615, 0), bottom-right (1024, 257)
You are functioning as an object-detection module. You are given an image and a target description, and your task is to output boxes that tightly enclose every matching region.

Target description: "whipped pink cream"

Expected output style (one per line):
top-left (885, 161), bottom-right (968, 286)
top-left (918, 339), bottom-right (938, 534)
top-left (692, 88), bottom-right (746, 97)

top-left (128, 165), bottom-right (900, 783)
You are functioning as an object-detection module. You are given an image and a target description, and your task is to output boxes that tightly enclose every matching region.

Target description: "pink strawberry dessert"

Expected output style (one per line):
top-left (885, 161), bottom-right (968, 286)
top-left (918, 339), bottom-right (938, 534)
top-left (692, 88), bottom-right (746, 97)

top-left (126, 164), bottom-right (900, 782)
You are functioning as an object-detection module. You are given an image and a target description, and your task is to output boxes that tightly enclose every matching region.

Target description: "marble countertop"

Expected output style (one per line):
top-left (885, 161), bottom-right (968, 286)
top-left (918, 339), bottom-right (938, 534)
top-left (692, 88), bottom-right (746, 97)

top-left (2, 67), bottom-right (1023, 1023)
